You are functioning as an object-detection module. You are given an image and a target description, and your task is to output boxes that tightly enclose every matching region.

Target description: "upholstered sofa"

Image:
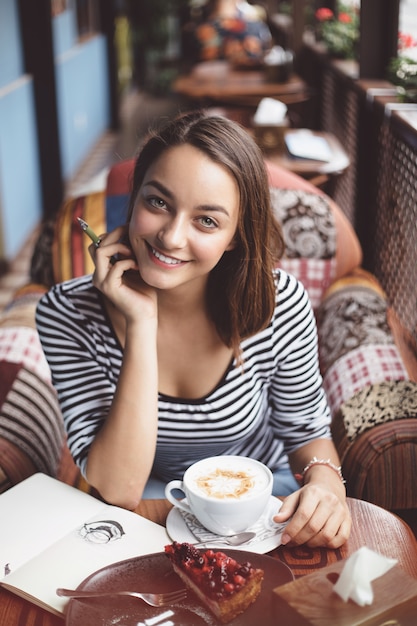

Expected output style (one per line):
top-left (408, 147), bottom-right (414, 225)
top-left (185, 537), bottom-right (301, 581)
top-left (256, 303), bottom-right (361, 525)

top-left (1, 157), bottom-right (417, 524)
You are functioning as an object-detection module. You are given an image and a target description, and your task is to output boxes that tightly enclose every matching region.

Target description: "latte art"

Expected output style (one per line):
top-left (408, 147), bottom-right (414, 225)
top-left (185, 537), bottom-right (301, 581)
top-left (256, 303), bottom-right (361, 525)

top-left (196, 469), bottom-right (255, 499)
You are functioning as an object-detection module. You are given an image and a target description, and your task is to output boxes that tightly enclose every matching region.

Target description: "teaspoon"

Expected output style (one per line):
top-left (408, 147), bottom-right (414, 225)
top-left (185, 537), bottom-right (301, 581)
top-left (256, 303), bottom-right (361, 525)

top-left (192, 531), bottom-right (256, 548)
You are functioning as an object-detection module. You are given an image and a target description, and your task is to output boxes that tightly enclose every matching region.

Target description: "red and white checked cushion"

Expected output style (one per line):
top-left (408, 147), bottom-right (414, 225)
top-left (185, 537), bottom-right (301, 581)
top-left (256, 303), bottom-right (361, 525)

top-left (323, 344), bottom-right (408, 417)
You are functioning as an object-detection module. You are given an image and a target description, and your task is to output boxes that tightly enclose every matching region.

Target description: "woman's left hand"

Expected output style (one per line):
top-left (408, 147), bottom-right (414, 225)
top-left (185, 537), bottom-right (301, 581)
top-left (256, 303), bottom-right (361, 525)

top-left (273, 481), bottom-right (351, 548)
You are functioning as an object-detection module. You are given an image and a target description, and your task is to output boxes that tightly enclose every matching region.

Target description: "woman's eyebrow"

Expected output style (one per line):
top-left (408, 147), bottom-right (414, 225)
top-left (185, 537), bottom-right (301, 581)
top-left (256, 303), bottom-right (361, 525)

top-left (144, 180), bottom-right (231, 217)
top-left (199, 204), bottom-right (231, 217)
top-left (144, 179), bottom-right (173, 198)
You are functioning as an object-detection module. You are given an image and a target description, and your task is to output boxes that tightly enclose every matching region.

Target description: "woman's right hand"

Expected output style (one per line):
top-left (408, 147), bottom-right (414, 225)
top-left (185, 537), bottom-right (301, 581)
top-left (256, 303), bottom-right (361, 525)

top-left (90, 226), bottom-right (157, 323)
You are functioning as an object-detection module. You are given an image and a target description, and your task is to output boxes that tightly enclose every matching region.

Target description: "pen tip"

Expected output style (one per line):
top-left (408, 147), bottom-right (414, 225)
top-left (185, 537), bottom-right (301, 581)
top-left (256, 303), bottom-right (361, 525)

top-left (77, 217), bottom-right (87, 229)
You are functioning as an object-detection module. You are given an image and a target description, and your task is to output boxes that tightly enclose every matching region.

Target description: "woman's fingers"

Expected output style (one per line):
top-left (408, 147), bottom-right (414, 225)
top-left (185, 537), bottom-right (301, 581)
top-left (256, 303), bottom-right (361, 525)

top-left (275, 485), bottom-right (350, 548)
top-left (89, 226), bottom-right (132, 267)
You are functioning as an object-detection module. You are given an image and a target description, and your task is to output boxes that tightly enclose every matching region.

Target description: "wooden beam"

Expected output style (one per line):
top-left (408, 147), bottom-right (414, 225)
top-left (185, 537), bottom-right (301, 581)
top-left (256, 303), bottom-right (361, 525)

top-left (359, 0), bottom-right (400, 79)
top-left (17, 0), bottom-right (63, 218)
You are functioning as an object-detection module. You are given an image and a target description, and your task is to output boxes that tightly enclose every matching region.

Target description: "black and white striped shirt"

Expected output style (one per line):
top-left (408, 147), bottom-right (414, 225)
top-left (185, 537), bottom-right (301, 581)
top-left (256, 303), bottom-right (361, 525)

top-left (36, 270), bottom-right (331, 481)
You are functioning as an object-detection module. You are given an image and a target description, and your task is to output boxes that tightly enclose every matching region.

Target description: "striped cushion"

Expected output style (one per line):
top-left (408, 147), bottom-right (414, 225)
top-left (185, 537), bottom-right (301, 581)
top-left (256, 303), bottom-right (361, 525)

top-left (52, 192), bottom-right (107, 283)
top-left (0, 362), bottom-right (65, 491)
top-left (51, 187), bottom-right (131, 283)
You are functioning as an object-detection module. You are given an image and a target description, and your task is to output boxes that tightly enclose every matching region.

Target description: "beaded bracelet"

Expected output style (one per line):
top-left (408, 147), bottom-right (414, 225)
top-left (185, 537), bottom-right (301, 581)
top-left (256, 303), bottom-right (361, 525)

top-left (295, 457), bottom-right (346, 485)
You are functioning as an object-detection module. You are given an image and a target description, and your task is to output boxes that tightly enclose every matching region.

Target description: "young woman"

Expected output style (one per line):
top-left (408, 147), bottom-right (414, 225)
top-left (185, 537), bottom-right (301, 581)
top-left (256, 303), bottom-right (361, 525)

top-left (36, 111), bottom-right (351, 548)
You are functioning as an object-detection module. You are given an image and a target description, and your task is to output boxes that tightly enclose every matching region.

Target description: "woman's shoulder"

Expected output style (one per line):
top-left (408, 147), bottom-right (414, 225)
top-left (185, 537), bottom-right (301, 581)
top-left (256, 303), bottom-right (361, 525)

top-left (274, 267), bottom-right (308, 296)
top-left (37, 275), bottom-right (99, 316)
top-left (273, 268), bottom-right (313, 316)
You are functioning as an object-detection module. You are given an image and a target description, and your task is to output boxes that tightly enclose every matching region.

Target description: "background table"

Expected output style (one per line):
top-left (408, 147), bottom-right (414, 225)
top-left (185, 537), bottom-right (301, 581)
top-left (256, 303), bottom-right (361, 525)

top-left (172, 60), bottom-right (310, 108)
top-left (1, 497), bottom-right (416, 625)
top-left (264, 129), bottom-right (350, 193)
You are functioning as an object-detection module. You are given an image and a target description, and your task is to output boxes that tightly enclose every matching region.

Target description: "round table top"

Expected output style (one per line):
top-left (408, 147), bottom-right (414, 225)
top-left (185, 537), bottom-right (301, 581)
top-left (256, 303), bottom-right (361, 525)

top-left (1, 497), bottom-right (416, 625)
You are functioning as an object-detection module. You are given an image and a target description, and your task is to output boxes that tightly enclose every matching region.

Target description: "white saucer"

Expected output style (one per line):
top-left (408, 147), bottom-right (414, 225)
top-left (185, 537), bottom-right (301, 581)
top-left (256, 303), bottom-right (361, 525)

top-left (166, 496), bottom-right (286, 555)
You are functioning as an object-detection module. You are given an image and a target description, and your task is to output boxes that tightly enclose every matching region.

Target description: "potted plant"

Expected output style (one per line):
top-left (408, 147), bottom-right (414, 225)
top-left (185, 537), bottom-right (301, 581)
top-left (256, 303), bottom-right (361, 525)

top-left (315, 3), bottom-right (359, 61)
top-left (387, 33), bottom-right (417, 103)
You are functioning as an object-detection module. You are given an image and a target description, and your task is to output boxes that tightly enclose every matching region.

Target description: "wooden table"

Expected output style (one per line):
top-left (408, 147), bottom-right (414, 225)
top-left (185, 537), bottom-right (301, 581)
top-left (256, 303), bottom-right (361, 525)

top-left (263, 129), bottom-right (350, 193)
top-left (1, 498), bottom-right (416, 625)
top-left (172, 60), bottom-right (310, 108)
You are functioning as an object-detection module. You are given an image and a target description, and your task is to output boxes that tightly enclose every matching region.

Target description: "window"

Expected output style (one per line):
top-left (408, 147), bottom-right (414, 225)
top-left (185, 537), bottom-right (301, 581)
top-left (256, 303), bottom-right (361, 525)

top-left (399, 0), bottom-right (417, 45)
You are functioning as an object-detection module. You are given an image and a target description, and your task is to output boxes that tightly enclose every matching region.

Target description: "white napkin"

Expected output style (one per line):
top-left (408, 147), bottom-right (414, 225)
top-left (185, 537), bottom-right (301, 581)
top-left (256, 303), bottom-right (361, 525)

top-left (253, 97), bottom-right (287, 125)
top-left (333, 546), bottom-right (398, 606)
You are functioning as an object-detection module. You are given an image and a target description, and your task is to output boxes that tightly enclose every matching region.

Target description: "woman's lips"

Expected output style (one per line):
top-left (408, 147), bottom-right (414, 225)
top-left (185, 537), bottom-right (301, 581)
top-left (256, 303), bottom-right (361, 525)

top-left (148, 243), bottom-right (186, 266)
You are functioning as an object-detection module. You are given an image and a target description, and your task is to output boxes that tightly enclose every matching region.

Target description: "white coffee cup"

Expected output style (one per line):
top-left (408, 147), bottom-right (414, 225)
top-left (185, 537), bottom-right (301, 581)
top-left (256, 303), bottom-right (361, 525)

top-left (165, 455), bottom-right (273, 536)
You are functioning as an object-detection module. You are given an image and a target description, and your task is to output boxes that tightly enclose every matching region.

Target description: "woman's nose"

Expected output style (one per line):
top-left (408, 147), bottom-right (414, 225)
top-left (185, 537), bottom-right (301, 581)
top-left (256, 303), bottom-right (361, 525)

top-left (157, 217), bottom-right (187, 249)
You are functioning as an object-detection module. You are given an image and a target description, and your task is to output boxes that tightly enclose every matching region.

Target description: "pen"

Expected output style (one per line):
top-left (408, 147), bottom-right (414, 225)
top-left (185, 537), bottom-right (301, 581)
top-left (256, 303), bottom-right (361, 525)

top-left (77, 217), bottom-right (116, 264)
top-left (77, 217), bottom-right (101, 246)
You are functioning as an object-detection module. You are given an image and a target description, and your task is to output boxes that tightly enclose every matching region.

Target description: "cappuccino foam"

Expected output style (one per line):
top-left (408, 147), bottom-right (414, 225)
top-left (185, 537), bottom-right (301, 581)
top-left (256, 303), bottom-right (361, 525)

top-left (191, 461), bottom-right (269, 500)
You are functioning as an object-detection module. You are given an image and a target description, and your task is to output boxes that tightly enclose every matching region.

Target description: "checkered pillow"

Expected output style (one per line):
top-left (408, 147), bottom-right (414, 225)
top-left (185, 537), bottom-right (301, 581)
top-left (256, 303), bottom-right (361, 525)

top-left (323, 345), bottom-right (408, 417)
top-left (279, 257), bottom-right (337, 310)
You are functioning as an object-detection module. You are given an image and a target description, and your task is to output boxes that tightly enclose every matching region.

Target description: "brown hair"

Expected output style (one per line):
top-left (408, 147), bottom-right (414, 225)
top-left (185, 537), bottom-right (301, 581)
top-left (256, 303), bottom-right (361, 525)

top-left (127, 111), bottom-right (285, 356)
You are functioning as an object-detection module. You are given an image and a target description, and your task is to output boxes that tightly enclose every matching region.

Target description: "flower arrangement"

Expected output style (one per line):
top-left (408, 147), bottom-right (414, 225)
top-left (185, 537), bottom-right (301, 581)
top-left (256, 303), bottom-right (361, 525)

top-left (387, 32), bottom-right (417, 103)
top-left (315, 4), bottom-right (359, 60)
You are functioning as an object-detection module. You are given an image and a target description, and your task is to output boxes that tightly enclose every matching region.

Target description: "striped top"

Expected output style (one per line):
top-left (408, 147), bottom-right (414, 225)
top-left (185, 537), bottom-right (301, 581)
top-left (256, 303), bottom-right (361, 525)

top-left (35, 270), bottom-right (331, 481)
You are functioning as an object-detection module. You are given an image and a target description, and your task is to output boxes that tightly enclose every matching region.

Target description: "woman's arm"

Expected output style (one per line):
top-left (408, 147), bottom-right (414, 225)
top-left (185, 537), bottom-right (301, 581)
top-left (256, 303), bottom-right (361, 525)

top-left (86, 315), bottom-right (159, 509)
top-left (269, 273), bottom-right (351, 547)
top-left (85, 227), bottom-right (160, 509)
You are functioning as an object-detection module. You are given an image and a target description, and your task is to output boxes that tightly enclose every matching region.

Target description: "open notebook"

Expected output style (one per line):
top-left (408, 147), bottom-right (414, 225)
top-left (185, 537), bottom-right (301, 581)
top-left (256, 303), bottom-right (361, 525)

top-left (0, 473), bottom-right (169, 616)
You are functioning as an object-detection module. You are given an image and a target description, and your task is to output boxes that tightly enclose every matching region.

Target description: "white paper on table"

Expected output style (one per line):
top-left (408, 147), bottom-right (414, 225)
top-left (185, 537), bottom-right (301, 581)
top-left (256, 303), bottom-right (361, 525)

top-left (285, 130), bottom-right (332, 161)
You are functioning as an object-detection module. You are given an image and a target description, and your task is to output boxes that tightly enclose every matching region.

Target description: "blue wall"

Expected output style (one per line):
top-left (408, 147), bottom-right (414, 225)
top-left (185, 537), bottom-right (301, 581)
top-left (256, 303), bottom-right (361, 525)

top-left (55, 35), bottom-right (110, 180)
top-left (0, 0), bottom-right (42, 259)
top-left (52, 8), bottom-right (78, 56)
top-left (0, 2), bottom-right (111, 261)
top-left (0, 0), bottom-right (23, 88)
top-left (0, 77), bottom-right (42, 258)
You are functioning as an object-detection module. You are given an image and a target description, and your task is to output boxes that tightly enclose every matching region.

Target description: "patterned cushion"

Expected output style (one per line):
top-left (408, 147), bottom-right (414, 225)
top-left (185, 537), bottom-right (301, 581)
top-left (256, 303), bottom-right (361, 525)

top-left (333, 380), bottom-right (417, 447)
top-left (318, 276), bottom-right (417, 510)
top-left (323, 345), bottom-right (408, 417)
top-left (270, 187), bottom-right (338, 309)
top-left (317, 278), bottom-right (409, 418)
top-left (0, 288), bottom-right (66, 492)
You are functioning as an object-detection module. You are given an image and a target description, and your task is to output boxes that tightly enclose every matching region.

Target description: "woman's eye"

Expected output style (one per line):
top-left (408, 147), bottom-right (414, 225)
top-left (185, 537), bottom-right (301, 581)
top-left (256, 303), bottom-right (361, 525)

top-left (148, 196), bottom-right (167, 210)
top-left (199, 216), bottom-right (217, 229)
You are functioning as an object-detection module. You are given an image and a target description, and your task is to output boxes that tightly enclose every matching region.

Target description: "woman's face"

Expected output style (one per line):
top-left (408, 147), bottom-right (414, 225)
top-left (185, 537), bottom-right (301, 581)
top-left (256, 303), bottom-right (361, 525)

top-left (129, 144), bottom-right (240, 293)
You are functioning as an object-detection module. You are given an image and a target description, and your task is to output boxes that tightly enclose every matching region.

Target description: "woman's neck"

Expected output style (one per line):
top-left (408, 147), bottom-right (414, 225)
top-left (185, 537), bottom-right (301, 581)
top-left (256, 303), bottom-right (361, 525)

top-left (157, 280), bottom-right (208, 322)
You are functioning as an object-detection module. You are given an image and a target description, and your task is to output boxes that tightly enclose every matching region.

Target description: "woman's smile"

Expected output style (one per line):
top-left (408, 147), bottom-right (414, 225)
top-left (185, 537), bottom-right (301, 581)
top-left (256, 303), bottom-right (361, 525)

top-left (147, 243), bottom-right (188, 267)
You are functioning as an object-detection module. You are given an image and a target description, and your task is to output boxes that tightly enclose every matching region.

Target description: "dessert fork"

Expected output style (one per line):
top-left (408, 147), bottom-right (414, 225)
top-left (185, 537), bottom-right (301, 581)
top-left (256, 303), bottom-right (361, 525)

top-left (56, 587), bottom-right (187, 607)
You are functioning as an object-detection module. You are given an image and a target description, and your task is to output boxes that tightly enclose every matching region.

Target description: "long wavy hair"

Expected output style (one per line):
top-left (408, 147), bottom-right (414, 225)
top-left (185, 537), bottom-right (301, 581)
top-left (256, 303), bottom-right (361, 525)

top-left (127, 111), bottom-right (285, 357)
